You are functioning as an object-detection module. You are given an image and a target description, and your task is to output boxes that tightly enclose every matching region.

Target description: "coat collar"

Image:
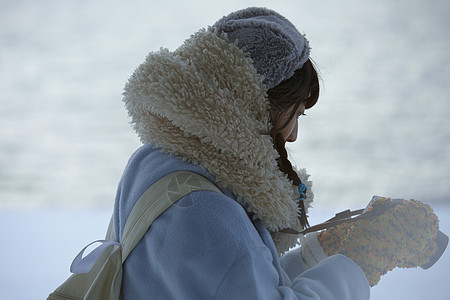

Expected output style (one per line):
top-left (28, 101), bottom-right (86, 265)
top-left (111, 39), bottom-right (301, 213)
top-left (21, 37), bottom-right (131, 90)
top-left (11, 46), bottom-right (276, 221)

top-left (123, 28), bottom-right (313, 254)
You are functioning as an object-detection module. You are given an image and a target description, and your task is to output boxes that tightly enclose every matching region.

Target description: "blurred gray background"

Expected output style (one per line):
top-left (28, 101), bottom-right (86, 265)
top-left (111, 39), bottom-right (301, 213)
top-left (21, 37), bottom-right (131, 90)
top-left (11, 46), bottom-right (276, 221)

top-left (1, 1), bottom-right (450, 299)
top-left (1, 0), bottom-right (449, 210)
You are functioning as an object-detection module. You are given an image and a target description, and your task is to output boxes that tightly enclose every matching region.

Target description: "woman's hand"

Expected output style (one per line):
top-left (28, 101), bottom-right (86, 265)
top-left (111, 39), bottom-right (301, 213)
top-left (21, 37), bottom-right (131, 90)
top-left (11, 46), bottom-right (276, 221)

top-left (316, 197), bottom-right (439, 286)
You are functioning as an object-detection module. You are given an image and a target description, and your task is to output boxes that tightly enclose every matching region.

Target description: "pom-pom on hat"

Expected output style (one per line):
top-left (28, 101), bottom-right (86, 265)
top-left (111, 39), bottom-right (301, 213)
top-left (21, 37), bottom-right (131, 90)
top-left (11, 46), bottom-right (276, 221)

top-left (212, 7), bottom-right (311, 90)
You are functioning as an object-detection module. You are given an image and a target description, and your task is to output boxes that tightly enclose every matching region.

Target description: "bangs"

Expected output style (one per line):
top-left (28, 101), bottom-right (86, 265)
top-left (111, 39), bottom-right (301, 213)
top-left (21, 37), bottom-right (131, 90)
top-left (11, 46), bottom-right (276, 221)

top-left (268, 59), bottom-right (320, 111)
top-left (268, 59), bottom-right (320, 133)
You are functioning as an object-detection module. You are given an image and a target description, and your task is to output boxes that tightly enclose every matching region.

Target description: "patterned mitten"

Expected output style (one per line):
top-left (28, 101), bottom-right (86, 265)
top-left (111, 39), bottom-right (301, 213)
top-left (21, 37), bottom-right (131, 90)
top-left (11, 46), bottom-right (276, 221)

top-left (303, 196), bottom-right (439, 286)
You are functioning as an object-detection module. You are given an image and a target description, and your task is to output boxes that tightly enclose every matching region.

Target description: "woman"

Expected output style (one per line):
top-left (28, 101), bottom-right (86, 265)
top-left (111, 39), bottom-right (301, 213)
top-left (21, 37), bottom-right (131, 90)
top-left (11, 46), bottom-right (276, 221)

top-left (116, 7), bottom-right (438, 299)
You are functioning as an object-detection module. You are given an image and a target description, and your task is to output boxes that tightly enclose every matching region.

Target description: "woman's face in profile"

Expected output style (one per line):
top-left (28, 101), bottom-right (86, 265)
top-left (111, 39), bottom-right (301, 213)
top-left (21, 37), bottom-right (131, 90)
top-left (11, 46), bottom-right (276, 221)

top-left (273, 102), bottom-right (307, 142)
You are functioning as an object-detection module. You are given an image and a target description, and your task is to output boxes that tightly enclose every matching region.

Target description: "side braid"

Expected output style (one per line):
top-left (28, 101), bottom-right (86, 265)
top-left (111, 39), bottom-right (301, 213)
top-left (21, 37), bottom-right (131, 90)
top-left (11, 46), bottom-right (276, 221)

top-left (266, 59), bottom-right (319, 230)
top-left (272, 132), bottom-right (309, 229)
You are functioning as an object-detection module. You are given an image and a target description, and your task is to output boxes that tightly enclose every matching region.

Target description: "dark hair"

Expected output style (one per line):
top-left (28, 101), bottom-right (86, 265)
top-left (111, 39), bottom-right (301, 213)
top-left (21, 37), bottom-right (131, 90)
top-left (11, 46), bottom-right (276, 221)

top-left (267, 59), bottom-right (320, 229)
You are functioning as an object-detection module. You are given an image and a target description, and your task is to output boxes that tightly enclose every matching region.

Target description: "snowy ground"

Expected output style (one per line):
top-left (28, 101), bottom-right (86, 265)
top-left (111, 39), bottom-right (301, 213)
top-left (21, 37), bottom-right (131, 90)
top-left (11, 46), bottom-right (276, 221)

top-left (1, 203), bottom-right (449, 300)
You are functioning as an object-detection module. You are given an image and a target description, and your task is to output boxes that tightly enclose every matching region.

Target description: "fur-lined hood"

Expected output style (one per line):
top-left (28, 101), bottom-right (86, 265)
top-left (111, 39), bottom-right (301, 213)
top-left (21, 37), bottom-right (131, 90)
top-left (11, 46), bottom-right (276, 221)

top-left (123, 28), bottom-right (313, 254)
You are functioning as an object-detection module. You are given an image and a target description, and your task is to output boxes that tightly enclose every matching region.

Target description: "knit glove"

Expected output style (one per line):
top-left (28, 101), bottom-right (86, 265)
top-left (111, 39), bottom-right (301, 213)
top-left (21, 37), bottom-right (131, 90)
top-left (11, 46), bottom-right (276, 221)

top-left (300, 196), bottom-right (439, 286)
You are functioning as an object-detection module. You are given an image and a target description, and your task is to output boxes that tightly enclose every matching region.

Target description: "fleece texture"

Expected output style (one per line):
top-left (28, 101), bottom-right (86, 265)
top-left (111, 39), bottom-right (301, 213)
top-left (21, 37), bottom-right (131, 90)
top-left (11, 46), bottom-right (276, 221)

top-left (123, 27), bottom-right (313, 254)
top-left (114, 145), bottom-right (370, 299)
top-left (212, 7), bottom-right (310, 89)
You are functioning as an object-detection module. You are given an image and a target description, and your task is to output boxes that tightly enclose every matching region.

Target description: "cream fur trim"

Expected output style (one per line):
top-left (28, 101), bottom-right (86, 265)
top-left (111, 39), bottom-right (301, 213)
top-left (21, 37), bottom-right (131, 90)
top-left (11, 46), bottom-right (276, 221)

top-left (123, 28), bottom-right (313, 254)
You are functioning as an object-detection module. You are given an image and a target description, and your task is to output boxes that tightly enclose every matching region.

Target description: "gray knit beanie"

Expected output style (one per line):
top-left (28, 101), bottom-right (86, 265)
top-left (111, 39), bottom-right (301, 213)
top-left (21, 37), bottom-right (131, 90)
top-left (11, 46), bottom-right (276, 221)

top-left (212, 7), bottom-right (311, 90)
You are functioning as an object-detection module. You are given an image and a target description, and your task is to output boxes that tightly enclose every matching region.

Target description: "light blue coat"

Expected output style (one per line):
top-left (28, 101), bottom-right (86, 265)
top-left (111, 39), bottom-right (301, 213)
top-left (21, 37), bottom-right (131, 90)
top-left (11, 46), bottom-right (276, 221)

top-left (113, 145), bottom-right (370, 299)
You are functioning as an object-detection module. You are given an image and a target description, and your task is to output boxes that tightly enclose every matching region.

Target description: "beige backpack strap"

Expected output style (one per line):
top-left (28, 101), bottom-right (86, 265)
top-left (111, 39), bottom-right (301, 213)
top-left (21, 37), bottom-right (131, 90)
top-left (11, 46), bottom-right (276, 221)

top-left (120, 171), bottom-right (221, 262)
top-left (105, 214), bottom-right (115, 241)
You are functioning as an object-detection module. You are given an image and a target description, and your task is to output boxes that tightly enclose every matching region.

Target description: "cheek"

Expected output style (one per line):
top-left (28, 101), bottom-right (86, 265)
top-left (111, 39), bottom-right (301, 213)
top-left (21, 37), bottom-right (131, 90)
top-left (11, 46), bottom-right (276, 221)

top-left (281, 118), bottom-right (298, 140)
top-left (289, 120), bottom-right (299, 141)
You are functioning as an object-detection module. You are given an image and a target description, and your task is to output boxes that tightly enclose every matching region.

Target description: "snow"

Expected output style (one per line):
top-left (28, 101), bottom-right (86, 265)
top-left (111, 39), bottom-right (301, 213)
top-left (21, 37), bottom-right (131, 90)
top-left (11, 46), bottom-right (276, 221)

top-left (1, 0), bottom-right (450, 299)
top-left (1, 204), bottom-right (449, 300)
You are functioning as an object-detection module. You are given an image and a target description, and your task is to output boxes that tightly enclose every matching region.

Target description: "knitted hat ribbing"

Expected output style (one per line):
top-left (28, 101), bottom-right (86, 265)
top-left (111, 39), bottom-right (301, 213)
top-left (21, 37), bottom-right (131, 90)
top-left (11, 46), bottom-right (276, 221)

top-left (212, 7), bottom-right (311, 90)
